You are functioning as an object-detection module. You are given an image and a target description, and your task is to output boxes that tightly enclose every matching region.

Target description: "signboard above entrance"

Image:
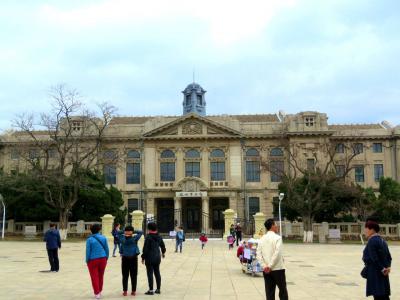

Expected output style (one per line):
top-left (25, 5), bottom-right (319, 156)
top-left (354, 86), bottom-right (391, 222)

top-left (176, 191), bottom-right (207, 198)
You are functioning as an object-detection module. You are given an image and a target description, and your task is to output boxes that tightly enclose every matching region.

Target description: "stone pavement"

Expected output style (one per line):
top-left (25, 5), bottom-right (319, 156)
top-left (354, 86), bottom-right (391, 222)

top-left (0, 239), bottom-right (399, 300)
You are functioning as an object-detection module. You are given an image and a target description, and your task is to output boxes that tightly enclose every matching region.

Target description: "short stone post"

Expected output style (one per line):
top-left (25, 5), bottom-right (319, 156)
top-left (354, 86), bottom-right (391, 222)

top-left (101, 214), bottom-right (115, 240)
top-left (319, 222), bottom-right (329, 243)
top-left (76, 220), bottom-right (85, 234)
top-left (43, 220), bottom-right (51, 233)
top-left (253, 212), bottom-right (266, 239)
top-left (7, 219), bottom-right (14, 233)
top-left (397, 224), bottom-right (400, 239)
top-left (223, 209), bottom-right (235, 239)
top-left (131, 210), bottom-right (145, 232)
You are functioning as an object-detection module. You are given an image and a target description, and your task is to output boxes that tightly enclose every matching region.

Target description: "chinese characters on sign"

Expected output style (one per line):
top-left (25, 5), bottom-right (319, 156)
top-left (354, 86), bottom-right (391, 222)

top-left (175, 191), bottom-right (207, 197)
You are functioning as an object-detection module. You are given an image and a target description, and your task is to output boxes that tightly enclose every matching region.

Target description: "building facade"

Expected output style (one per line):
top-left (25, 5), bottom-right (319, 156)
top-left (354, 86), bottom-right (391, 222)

top-left (1, 82), bottom-right (400, 234)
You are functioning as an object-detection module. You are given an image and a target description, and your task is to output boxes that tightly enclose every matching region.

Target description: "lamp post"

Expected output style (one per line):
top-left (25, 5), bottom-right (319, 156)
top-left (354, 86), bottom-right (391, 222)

top-left (0, 194), bottom-right (5, 240)
top-left (278, 193), bottom-right (284, 236)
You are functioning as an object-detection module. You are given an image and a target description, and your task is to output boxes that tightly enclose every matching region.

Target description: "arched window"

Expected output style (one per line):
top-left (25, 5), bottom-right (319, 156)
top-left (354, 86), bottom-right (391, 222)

top-left (245, 148), bottom-right (260, 182)
top-left (246, 148), bottom-right (259, 157)
top-left (185, 149), bottom-right (200, 158)
top-left (270, 148), bottom-right (283, 157)
top-left (127, 150), bottom-right (140, 159)
top-left (160, 149), bottom-right (175, 158)
top-left (210, 149), bottom-right (225, 158)
top-left (103, 150), bottom-right (116, 159)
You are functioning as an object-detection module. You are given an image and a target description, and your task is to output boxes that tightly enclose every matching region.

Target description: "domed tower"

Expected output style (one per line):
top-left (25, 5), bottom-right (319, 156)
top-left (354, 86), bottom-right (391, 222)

top-left (182, 82), bottom-right (206, 116)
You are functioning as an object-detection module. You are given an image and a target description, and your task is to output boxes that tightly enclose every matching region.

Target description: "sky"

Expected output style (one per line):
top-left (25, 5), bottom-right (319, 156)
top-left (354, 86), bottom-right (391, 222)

top-left (0, 0), bottom-right (399, 132)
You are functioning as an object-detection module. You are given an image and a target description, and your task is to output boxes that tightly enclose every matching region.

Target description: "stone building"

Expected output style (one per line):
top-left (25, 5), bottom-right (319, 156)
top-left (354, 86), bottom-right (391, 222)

top-left (1, 82), bottom-right (400, 234)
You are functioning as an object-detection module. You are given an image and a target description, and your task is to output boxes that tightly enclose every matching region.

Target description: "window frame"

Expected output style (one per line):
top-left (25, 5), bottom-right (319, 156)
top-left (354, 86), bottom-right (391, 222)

top-left (374, 164), bottom-right (384, 182)
top-left (126, 162), bottom-right (140, 184)
top-left (354, 165), bottom-right (365, 182)
top-left (104, 164), bottom-right (117, 185)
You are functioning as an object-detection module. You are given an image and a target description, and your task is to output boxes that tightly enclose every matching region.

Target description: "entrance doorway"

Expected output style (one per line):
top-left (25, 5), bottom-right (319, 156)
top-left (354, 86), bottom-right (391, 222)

top-left (156, 199), bottom-right (174, 233)
top-left (182, 198), bottom-right (201, 232)
top-left (210, 198), bottom-right (229, 230)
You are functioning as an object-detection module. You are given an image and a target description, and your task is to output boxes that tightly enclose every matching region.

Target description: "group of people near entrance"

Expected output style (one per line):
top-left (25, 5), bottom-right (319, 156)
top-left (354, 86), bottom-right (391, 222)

top-left (44, 217), bottom-right (393, 300)
top-left (86, 222), bottom-right (165, 299)
top-left (227, 223), bottom-right (242, 249)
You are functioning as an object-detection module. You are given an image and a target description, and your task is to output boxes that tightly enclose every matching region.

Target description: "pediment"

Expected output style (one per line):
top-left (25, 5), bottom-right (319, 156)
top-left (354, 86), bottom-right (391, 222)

top-left (143, 113), bottom-right (242, 139)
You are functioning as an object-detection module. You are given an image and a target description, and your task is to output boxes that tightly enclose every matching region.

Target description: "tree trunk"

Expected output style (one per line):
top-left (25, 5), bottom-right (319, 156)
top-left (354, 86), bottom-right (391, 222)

top-left (302, 215), bottom-right (313, 243)
top-left (58, 209), bottom-right (69, 240)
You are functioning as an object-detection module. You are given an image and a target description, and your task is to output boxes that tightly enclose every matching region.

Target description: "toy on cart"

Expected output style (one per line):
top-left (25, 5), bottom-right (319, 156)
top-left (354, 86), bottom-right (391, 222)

top-left (240, 238), bottom-right (263, 277)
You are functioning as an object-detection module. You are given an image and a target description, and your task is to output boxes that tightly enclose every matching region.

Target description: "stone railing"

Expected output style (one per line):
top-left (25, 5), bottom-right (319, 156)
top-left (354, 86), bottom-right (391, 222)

top-left (279, 221), bottom-right (400, 240)
top-left (5, 219), bottom-right (101, 236)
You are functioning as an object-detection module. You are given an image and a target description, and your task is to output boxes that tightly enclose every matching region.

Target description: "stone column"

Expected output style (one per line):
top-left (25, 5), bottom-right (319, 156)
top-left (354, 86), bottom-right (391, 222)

top-left (202, 196), bottom-right (209, 233)
top-left (253, 212), bottom-right (266, 239)
top-left (223, 209), bottom-right (236, 238)
top-left (319, 222), bottom-right (329, 243)
top-left (174, 197), bottom-right (182, 227)
top-left (6, 219), bottom-right (14, 233)
top-left (131, 210), bottom-right (145, 232)
top-left (101, 214), bottom-right (115, 240)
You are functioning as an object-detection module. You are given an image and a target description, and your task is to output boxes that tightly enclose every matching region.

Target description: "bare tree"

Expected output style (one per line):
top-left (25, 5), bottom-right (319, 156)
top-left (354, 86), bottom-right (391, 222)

top-left (263, 136), bottom-right (361, 242)
top-left (12, 84), bottom-right (116, 238)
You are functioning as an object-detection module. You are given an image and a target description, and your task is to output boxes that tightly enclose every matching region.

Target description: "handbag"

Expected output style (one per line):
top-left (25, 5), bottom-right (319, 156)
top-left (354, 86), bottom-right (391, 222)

top-left (361, 265), bottom-right (368, 279)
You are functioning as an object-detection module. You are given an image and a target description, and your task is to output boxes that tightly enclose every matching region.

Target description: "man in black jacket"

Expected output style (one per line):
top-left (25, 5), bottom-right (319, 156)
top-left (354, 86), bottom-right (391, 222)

top-left (141, 222), bottom-right (166, 295)
top-left (43, 223), bottom-right (61, 272)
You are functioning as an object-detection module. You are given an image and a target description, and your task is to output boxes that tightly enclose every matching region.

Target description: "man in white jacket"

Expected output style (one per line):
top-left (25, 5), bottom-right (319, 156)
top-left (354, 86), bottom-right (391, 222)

top-left (257, 218), bottom-right (289, 300)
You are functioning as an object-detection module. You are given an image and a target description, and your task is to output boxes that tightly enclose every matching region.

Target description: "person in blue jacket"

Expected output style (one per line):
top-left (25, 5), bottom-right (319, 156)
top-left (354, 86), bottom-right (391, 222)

top-left (119, 225), bottom-right (143, 296)
top-left (86, 224), bottom-right (109, 300)
top-left (362, 219), bottom-right (392, 300)
top-left (175, 226), bottom-right (185, 253)
top-left (43, 223), bottom-right (61, 272)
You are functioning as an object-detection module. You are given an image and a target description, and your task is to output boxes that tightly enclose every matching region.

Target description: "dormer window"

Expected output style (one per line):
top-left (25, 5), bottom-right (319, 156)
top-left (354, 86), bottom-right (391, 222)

top-left (185, 95), bottom-right (191, 106)
top-left (197, 95), bottom-right (202, 105)
top-left (72, 121), bottom-right (83, 131)
top-left (305, 117), bottom-right (315, 127)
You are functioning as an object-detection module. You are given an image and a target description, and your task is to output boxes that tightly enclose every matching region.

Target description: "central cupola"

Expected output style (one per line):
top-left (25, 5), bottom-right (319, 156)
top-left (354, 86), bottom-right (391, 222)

top-left (182, 82), bottom-right (206, 116)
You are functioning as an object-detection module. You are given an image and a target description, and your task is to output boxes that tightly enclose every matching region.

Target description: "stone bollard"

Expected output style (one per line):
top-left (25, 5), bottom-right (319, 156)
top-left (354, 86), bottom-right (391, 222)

top-left (131, 210), bottom-right (145, 232)
top-left (223, 209), bottom-right (236, 239)
top-left (253, 212), bottom-right (266, 239)
top-left (7, 219), bottom-right (14, 233)
top-left (101, 214), bottom-right (115, 240)
top-left (76, 220), bottom-right (85, 234)
top-left (319, 222), bottom-right (329, 243)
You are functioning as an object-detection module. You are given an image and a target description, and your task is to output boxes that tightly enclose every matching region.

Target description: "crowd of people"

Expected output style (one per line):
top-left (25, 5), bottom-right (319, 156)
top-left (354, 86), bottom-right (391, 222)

top-left (43, 218), bottom-right (393, 300)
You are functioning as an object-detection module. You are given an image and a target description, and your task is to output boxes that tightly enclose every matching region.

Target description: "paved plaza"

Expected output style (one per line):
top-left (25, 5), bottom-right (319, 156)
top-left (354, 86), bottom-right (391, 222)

top-left (0, 239), bottom-right (399, 300)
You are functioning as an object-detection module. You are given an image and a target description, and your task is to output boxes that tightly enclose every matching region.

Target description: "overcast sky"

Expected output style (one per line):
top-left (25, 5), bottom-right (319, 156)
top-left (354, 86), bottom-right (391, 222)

top-left (1, 0), bottom-right (399, 132)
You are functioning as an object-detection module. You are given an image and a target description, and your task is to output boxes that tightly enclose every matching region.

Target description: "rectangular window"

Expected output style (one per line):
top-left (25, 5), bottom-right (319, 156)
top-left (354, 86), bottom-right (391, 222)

top-left (335, 143), bottom-right (345, 153)
top-left (160, 162), bottom-right (175, 181)
top-left (210, 161), bottom-right (225, 181)
top-left (270, 160), bottom-right (284, 182)
top-left (307, 159), bottom-right (315, 171)
top-left (374, 164), bottom-right (384, 182)
top-left (248, 197), bottom-right (260, 219)
top-left (104, 164), bottom-right (117, 184)
top-left (48, 149), bottom-right (57, 158)
top-left (335, 165), bottom-right (345, 178)
top-left (354, 143), bottom-right (363, 154)
top-left (185, 162), bottom-right (200, 177)
top-left (126, 163), bottom-right (140, 184)
top-left (354, 165), bottom-right (364, 182)
top-left (246, 161), bottom-right (260, 182)
top-left (29, 149), bottom-right (39, 159)
top-left (373, 143), bottom-right (383, 153)
top-left (10, 149), bottom-right (19, 160)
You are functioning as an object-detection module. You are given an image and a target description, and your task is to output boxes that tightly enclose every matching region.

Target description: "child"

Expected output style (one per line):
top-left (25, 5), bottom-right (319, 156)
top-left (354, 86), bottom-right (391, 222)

top-left (199, 233), bottom-right (208, 249)
top-left (120, 225), bottom-right (143, 296)
top-left (227, 235), bottom-right (235, 250)
top-left (237, 241), bottom-right (247, 263)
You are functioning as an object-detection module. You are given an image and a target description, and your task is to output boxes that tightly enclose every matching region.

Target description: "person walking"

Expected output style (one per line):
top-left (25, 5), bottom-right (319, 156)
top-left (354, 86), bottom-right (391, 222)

top-left (112, 223), bottom-right (121, 257)
top-left (175, 226), bottom-right (185, 253)
top-left (120, 225), bottom-right (143, 296)
top-left (362, 219), bottom-right (392, 300)
top-left (229, 224), bottom-right (236, 240)
top-left (199, 232), bottom-right (208, 250)
top-left (257, 218), bottom-right (288, 300)
top-left (86, 224), bottom-right (109, 299)
top-left (141, 222), bottom-right (166, 295)
top-left (43, 223), bottom-right (61, 272)
top-left (235, 223), bottom-right (242, 246)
